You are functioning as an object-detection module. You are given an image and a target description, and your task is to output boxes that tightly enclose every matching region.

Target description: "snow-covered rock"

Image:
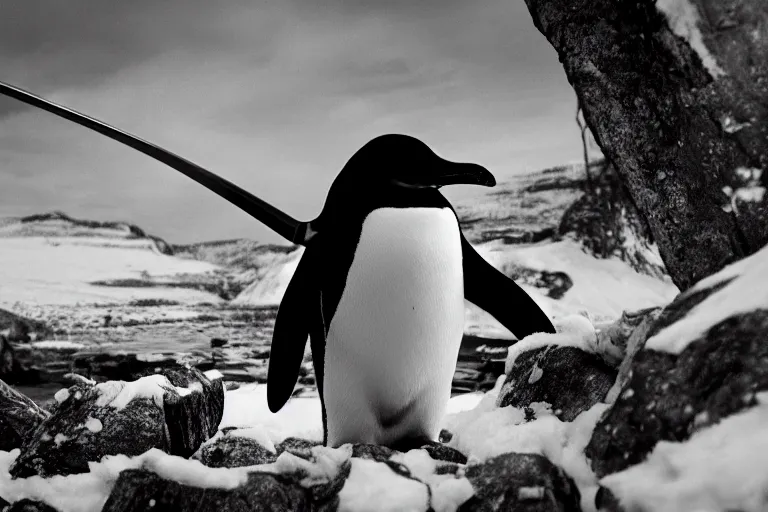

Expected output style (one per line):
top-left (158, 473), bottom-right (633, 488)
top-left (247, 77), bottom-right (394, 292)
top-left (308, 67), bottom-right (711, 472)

top-left (459, 452), bottom-right (581, 512)
top-left (497, 341), bottom-right (615, 423)
top-left (4, 499), bottom-right (59, 512)
top-left (0, 379), bottom-right (49, 452)
top-left (586, 243), bottom-right (768, 511)
top-left (9, 366), bottom-right (223, 478)
top-left (195, 427), bottom-right (277, 468)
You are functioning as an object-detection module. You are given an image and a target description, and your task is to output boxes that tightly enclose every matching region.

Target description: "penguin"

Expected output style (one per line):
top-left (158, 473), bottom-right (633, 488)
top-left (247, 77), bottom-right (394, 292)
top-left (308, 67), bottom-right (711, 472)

top-left (0, 83), bottom-right (556, 449)
top-left (267, 134), bottom-right (556, 448)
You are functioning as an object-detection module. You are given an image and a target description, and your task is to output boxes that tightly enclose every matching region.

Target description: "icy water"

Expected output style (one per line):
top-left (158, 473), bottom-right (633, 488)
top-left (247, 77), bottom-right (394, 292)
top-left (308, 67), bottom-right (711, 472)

top-left (12, 305), bottom-right (508, 404)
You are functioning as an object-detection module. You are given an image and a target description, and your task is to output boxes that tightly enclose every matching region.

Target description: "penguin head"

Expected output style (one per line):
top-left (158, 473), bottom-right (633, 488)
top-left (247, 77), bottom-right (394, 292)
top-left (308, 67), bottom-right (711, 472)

top-left (311, 134), bottom-right (495, 232)
top-left (337, 134), bottom-right (496, 190)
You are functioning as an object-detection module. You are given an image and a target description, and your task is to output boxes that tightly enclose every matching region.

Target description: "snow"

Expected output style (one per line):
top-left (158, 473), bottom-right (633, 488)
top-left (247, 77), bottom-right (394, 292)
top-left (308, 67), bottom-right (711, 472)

top-left (204, 425), bottom-right (277, 453)
top-left (443, 379), bottom-right (609, 512)
top-left (53, 434), bottom-right (70, 447)
top-left (93, 374), bottom-right (199, 410)
top-left (645, 243), bottom-right (768, 354)
top-left (29, 341), bottom-right (86, 350)
top-left (0, 237), bottom-right (223, 305)
top-left (602, 393), bottom-right (768, 512)
top-left (204, 369), bottom-right (224, 381)
top-left (337, 458), bottom-right (429, 512)
top-left (54, 388), bottom-right (70, 404)
top-left (231, 248), bottom-right (304, 306)
top-left (274, 445), bottom-right (350, 487)
top-left (0, 447), bottom-right (281, 512)
top-left (475, 240), bottom-right (678, 327)
top-left (504, 314), bottom-right (598, 374)
top-left (220, 383), bottom-right (324, 444)
top-left (656, 0), bottom-right (725, 78)
top-left (85, 417), bottom-right (103, 434)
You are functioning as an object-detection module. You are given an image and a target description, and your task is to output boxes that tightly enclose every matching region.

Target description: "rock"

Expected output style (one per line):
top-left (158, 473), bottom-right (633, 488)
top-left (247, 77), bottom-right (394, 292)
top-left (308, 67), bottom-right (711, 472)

top-left (459, 453), bottom-right (582, 511)
top-left (420, 442), bottom-right (468, 465)
top-left (587, 309), bottom-right (768, 479)
top-left (593, 486), bottom-right (623, 512)
top-left (275, 437), bottom-right (322, 459)
top-left (558, 161), bottom-right (668, 280)
top-left (0, 378), bottom-right (49, 451)
top-left (350, 443), bottom-right (395, 462)
top-left (498, 346), bottom-right (616, 422)
top-left (604, 310), bottom-right (662, 404)
top-left (595, 307), bottom-right (662, 366)
top-left (6, 499), bottom-right (60, 512)
top-left (141, 366), bottom-right (225, 458)
top-left (509, 268), bottom-right (573, 300)
top-left (210, 338), bottom-right (228, 348)
top-left (103, 446), bottom-right (351, 512)
top-left (198, 435), bottom-right (277, 468)
top-left (0, 309), bottom-right (51, 343)
top-left (586, 250), bottom-right (768, 480)
top-left (0, 335), bottom-right (21, 380)
top-left (9, 365), bottom-right (223, 478)
top-left (101, 469), bottom-right (311, 512)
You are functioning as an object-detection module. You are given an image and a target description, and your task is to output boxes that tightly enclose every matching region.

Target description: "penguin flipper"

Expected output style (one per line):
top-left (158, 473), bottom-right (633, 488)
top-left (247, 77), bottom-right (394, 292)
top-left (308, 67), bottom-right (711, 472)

top-left (267, 247), bottom-right (317, 413)
top-left (461, 234), bottom-right (556, 339)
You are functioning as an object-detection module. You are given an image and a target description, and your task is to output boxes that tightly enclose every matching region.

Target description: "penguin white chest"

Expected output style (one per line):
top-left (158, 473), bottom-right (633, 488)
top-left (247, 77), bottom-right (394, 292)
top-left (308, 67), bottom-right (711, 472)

top-left (324, 207), bottom-right (465, 446)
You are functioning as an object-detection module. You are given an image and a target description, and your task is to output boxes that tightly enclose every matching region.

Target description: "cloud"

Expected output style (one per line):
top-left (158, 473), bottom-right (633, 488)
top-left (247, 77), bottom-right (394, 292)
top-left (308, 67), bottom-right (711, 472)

top-left (0, 0), bottom-right (581, 243)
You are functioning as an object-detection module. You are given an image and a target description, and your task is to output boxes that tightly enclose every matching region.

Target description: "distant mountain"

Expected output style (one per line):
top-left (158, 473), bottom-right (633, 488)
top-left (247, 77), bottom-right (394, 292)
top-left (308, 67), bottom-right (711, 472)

top-left (0, 162), bottom-right (678, 325)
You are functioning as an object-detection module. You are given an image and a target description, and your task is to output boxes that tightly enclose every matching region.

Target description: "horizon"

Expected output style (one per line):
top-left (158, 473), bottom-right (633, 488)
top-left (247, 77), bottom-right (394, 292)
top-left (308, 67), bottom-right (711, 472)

top-left (0, 0), bottom-right (583, 244)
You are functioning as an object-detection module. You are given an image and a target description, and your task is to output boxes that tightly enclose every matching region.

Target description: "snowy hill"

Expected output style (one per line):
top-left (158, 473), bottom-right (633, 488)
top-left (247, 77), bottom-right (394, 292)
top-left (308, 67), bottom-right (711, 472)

top-left (0, 212), bottom-right (226, 306)
top-left (0, 163), bottom-right (678, 327)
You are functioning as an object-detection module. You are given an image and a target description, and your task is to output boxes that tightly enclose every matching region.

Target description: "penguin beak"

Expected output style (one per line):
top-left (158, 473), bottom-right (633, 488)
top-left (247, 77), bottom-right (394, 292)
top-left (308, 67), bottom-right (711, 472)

top-left (432, 161), bottom-right (496, 188)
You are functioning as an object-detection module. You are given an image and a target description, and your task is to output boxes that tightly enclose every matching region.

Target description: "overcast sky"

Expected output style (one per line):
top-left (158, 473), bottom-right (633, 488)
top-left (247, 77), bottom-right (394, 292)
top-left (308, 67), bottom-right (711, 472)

top-left (0, 0), bottom-right (582, 244)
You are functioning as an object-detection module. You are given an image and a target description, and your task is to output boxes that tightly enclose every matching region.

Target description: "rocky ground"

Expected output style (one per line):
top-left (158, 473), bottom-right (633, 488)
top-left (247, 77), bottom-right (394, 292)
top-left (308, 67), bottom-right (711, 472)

top-left (1, 240), bottom-right (766, 511)
top-left (0, 161), bottom-right (722, 511)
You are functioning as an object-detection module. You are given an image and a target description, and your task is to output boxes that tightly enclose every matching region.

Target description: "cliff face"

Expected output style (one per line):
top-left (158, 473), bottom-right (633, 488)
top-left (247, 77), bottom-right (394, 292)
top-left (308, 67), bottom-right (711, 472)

top-left (557, 161), bottom-right (669, 280)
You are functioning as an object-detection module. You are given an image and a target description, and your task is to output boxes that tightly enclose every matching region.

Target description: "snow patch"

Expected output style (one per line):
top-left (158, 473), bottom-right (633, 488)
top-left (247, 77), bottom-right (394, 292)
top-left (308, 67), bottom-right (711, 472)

top-left (204, 369), bottom-right (224, 381)
top-left (504, 314), bottom-right (597, 374)
top-left (85, 417), bottom-right (103, 434)
top-left (30, 341), bottom-right (86, 350)
top-left (53, 434), bottom-right (69, 447)
top-left (54, 388), bottom-right (70, 404)
top-left (337, 458), bottom-right (429, 512)
top-left (93, 374), bottom-right (195, 410)
top-left (645, 243), bottom-right (768, 354)
top-left (656, 0), bottom-right (725, 78)
top-left (602, 393), bottom-right (768, 512)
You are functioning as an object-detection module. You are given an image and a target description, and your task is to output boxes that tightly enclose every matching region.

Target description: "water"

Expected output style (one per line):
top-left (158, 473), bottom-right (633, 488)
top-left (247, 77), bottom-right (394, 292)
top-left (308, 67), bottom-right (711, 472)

top-left (11, 307), bottom-right (510, 404)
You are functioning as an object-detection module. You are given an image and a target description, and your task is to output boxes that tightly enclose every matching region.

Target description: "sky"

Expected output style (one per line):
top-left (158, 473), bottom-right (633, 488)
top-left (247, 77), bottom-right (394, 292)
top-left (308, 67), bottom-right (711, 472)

top-left (0, 0), bottom-right (582, 244)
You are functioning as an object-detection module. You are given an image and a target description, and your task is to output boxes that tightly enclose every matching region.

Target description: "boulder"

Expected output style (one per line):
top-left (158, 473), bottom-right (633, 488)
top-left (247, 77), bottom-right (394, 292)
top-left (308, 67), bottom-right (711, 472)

top-left (498, 316), bottom-right (616, 422)
top-left (275, 437), bottom-right (322, 459)
top-left (586, 309), bottom-right (768, 478)
top-left (9, 366), bottom-right (223, 478)
top-left (0, 379), bottom-right (49, 451)
top-left (102, 469), bottom-right (312, 512)
top-left (459, 452), bottom-right (582, 512)
top-left (197, 428), bottom-right (277, 468)
top-left (586, 244), bottom-right (768, 508)
top-left (498, 346), bottom-right (616, 422)
top-left (6, 499), bottom-right (60, 512)
top-left (103, 445), bottom-right (352, 512)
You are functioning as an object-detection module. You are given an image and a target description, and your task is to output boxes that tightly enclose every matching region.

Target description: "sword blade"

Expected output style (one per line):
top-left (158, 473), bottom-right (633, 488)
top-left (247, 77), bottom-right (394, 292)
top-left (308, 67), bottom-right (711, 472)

top-left (0, 80), bottom-right (307, 245)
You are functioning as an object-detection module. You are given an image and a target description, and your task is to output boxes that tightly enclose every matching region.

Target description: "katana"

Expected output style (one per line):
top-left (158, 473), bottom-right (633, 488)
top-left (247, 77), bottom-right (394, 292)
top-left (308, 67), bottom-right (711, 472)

top-left (0, 81), bottom-right (309, 245)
